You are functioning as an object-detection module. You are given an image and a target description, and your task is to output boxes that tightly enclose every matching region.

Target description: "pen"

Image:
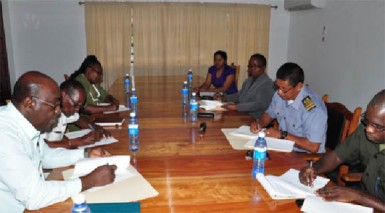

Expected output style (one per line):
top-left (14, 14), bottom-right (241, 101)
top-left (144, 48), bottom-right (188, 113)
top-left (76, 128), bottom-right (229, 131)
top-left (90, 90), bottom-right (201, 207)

top-left (308, 161), bottom-right (313, 187)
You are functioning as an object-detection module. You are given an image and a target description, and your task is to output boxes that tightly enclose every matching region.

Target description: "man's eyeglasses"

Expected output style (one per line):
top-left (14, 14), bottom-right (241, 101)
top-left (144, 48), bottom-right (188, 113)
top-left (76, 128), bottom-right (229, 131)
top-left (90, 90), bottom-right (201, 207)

top-left (360, 113), bottom-right (385, 132)
top-left (32, 96), bottom-right (61, 111)
top-left (273, 83), bottom-right (294, 94)
top-left (67, 95), bottom-right (84, 109)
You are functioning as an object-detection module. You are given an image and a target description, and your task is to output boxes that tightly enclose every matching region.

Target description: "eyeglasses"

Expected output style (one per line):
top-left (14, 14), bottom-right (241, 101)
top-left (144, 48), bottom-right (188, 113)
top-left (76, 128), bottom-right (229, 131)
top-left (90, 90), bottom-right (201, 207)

top-left (67, 95), bottom-right (84, 109)
top-left (32, 96), bottom-right (61, 111)
top-left (360, 113), bottom-right (385, 132)
top-left (273, 83), bottom-right (295, 94)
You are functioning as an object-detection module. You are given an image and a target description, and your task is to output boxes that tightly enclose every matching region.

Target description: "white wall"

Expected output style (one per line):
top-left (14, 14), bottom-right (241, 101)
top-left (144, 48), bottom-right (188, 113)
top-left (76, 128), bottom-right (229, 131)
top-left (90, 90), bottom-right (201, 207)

top-left (287, 0), bottom-right (385, 110)
top-left (2, 0), bottom-right (289, 87)
top-left (3, 0), bottom-right (87, 86)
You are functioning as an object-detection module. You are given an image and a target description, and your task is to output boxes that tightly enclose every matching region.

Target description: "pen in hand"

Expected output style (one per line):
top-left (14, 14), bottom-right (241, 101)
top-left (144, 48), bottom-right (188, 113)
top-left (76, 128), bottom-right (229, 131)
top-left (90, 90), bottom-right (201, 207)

top-left (88, 124), bottom-right (107, 139)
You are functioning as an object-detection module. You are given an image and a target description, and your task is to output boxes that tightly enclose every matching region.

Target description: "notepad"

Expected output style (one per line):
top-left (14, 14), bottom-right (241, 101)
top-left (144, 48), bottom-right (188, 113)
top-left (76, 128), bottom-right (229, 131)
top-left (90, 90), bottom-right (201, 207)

top-left (74, 155), bottom-right (131, 176)
top-left (301, 195), bottom-right (373, 213)
top-left (230, 125), bottom-right (259, 138)
top-left (65, 129), bottom-right (119, 149)
top-left (256, 169), bottom-right (329, 200)
top-left (103, 105), bottom-right (130, 114)
top-left (199, 91), bottom-right (215, 97)
top-left (93, 116), bottom-right (125, 126)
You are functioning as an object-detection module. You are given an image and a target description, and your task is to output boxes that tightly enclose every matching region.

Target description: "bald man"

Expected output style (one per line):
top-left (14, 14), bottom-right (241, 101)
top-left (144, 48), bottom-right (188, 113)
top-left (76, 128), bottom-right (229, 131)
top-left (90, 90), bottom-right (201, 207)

top-left (299, 89), bottom-right (385, 212)
top-left (0, 71), bottom-right (117, 212)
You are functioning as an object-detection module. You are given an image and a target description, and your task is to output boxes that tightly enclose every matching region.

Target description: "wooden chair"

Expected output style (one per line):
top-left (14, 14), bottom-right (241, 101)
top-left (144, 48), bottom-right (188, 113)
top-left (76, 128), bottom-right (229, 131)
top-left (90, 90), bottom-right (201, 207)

top-left (64, 74), bottom-right (70, 81)
top-left (230, 63), bottom-right (240, 88)
top-left (300, 94), bottom-right (362, 186)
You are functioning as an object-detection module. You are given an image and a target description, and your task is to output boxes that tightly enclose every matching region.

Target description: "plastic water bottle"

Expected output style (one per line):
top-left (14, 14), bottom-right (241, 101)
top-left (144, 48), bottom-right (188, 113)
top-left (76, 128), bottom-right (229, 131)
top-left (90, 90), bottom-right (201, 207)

top-left (128, 112), bottom-right (139, 152)
top-left (187, 69), bottom-right (193, 91)
top-left (252, 131), bottom-right (267, 178)
top-left (124, 74), bottom-right (131, 108)
top-left (124, 73), bottom-right (130, 93)
top-left (72, 194), bottom-right (91, 213)
top-left (182, 81), bottom-right (189, 118)
top-left (190, 92), bottom-right (198, 123)
top-left (130, 88), bottom-right (138, 116)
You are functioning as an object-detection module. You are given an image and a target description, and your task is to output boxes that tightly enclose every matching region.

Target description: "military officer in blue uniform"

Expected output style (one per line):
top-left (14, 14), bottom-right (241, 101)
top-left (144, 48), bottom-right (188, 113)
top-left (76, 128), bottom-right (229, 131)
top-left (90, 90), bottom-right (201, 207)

top-left (251, 62), bottom-right (327, 153)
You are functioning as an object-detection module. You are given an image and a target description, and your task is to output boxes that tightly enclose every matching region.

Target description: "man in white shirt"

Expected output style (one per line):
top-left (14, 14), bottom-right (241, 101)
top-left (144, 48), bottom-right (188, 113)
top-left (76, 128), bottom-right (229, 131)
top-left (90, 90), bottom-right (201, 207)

top-left (0, 71), bottom-right (117, 212)
top-left (44, 80), bottom-right (111, 149)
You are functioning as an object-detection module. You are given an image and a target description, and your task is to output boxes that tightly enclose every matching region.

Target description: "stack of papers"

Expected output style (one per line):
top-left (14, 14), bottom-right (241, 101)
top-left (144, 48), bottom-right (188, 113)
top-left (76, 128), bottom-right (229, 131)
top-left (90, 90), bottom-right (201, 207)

top-left (73, 155), bottom-right (131, 176)
top-left (199, 91), bottom-right (216, 98)
top-left (230, 125), bottom-right (295, 152)
top-left (301, 195), bottom-right (373, 213)
top-left (256, 169), bottom-right (330, 200)
top-left (65, 129), bottom-right (119, 149)
top-left (199, 100), bottom-right (226, 111)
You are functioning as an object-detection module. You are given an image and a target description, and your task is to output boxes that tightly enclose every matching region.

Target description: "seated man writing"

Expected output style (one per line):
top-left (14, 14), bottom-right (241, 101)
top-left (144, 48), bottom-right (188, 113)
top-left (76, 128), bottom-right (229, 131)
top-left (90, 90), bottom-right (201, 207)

top-left (0, 71), bottom-right (116, 212)
top-left (299, 90), bottom-right (385, 212)
top-left (250, 62), bottom-right (327, 153)
top-left (44, 79), bottom-right (110, 149)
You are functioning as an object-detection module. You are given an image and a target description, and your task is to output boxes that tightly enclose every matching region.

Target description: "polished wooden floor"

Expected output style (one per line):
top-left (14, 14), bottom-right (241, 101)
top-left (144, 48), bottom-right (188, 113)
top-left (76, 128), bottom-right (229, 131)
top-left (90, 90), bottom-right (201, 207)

top-left (26, 76), bottom-right (307, 213)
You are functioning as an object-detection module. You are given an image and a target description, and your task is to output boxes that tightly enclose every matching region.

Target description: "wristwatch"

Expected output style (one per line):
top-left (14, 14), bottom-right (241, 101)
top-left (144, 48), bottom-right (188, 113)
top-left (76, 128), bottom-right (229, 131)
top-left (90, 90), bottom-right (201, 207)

top-left (280, 131), bottom-right (288, 139)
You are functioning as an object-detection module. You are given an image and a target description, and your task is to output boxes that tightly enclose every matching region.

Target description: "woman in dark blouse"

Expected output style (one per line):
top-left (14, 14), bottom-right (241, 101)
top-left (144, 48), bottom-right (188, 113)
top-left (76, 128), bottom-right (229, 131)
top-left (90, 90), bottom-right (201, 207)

top-left (194, 50), bottom-right (238, 95)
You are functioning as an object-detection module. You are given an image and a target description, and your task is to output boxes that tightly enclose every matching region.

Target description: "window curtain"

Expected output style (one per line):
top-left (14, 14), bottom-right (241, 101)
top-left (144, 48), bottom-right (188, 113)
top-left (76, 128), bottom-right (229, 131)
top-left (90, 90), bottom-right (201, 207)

top-left (85, 2), bottom-right (270, 89)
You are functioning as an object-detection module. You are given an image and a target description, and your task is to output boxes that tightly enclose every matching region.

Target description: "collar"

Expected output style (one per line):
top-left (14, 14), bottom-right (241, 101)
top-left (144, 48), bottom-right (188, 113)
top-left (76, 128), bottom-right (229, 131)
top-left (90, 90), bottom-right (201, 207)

top-left (8, 102), bottom-right (40, 142)
top-left (287, 86), bottom-right (306, 110)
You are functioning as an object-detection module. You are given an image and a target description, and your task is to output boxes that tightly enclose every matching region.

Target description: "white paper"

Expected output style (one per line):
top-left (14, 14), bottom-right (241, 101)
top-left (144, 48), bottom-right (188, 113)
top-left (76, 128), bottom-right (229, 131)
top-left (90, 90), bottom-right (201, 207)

top-left (103, 105), bottom-right (130, 114)
top-left (62, 165), bottom-right (159, 203)
top-left (257, 169), bottom-right (330, 200)
top-left (65, 129), bottom-right (119, 149)
top-left (244, 137), bottom-right (295, 152)
top-left (301, 195), bottom-right (373, 213)
top-left (221, 128), bottom-right (250, 150)
top-left (199, 92), bottom-right (215, 97)
top-left (230, 125), bottom-right (259, 139)
top-left (73, 155), bottom-right (131, 176)
top-left (199, 100), bottom-right (225, 111)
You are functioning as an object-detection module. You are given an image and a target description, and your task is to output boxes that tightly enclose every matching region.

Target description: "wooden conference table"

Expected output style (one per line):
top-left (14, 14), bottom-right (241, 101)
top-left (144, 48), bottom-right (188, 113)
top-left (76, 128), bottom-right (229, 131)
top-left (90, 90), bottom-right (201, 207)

top-left (27, 76), bottom-right (308, 213)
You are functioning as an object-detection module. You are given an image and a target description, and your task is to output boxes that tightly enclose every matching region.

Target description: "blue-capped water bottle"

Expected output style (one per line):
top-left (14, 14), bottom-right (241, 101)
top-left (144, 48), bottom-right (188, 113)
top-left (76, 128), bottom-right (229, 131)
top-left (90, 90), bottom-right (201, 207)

top-left (72, 194), bottom-right (91, 213)
top-left (187, 69), bottom-right (193, 92)
top-left (252, 131), bottom-right (267, 178)
top-left (124, 74), bottom-right (131, 108)
top-left (128, 112), bottom-right (139, 152)
top-left (130, 88), bottom-right (138, 116)
top-left (190, 92), bottom-right (198, 123)
top-left (182, 81), bottom-right (189, 119)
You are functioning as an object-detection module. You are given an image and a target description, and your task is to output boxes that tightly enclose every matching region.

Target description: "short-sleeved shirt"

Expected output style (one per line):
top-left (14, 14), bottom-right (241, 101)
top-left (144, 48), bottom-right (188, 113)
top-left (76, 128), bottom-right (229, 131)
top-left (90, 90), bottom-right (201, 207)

top-left (74, 74), bottom-right (109, 107)
top-left (208, 65), bottom-right (238, 95)
top-left (266, 86), bottom-right (328, 153)
top-left (43, 113), bottom-right (80, 141)
top-left (335, 125), bottom-right (385, 201)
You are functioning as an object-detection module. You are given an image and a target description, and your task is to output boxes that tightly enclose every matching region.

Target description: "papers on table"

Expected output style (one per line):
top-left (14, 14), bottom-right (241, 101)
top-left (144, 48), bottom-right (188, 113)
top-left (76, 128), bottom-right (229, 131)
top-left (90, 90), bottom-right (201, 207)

top-left (256, 169), bottom-right (329, 200)
top-left (199, 91), bottom-right (215, 98)
top-left (228, 125), bottom-right (295, 152)
top-left (229, 125), bottom-right (259, 138)
top-left (199, 100), bottom-right (226, 111)
top-left (301, 195), bottom-right (373, 213)
top-left (65, 129), bottom-right (119, 149)
top-left (103, 105), bottom-right (130, 114)
top-left (73, 155), bottom-right (131, 176)
top-left (63, 159), bottom-right (159, 203)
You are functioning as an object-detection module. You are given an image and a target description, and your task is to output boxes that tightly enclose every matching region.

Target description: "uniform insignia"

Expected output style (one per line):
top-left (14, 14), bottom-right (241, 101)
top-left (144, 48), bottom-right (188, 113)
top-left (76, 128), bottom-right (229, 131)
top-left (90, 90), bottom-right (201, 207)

top-left (302, 96), bottom-right (316, 111)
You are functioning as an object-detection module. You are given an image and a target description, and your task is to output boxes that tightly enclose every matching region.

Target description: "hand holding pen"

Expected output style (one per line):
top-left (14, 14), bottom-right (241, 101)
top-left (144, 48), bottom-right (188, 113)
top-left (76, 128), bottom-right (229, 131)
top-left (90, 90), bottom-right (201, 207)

top-left (299, 161), bottom-right (317, 187)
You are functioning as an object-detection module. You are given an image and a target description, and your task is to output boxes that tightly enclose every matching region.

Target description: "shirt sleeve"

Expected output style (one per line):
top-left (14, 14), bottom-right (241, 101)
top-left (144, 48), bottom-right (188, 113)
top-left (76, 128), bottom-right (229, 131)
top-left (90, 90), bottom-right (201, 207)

top-left (265, 93), bottom-right (279, 119)
top-left (0, 134), bottom-right (82, 210)
top-left (334, 125), bottom-right (364, 164)
top-left (302, 105), bottom-right (328, 143)
top-left (41, 138), bottom-right (85, 169)
top-left (235, 81), bottom-right (274, 114)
